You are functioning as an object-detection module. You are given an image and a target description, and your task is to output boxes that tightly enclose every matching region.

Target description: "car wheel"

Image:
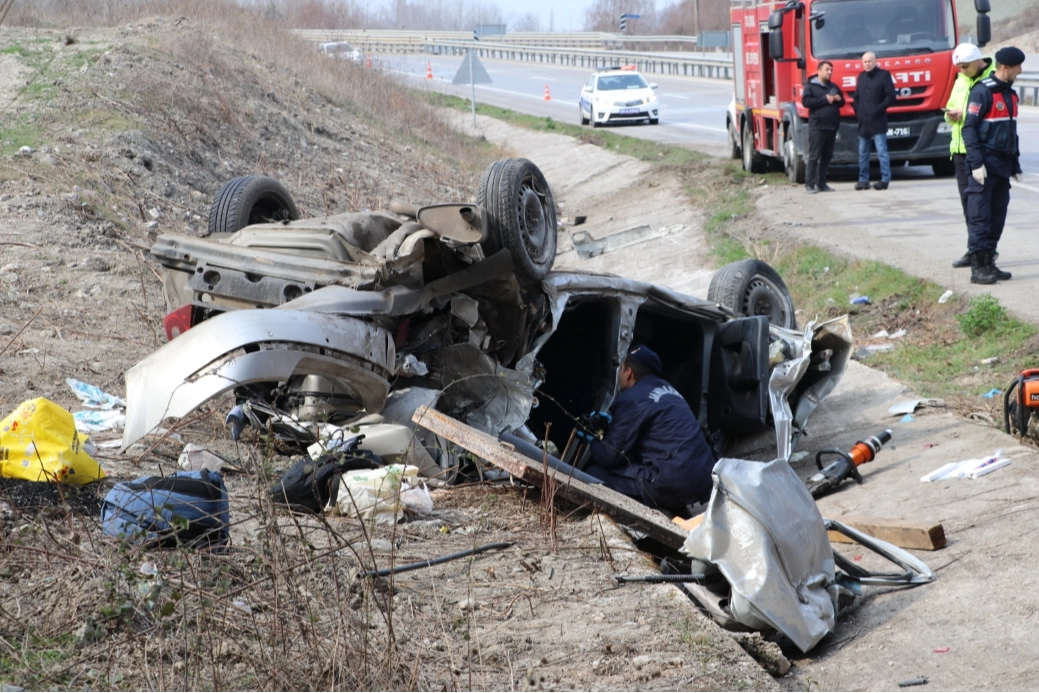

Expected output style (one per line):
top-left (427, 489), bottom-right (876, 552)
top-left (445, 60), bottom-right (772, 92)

top-left (708, 259), bottom-right (797, 329)
top-left (580, 105), bottom-right (589, 125)
top-left (478, 158), bottom-right (557, 285)
top-left (727, 120), bottom-right (741, 160)
top-left (207, 176), bottom-right (300, 236)
top-left (649, 118), bottom-right (659, 125)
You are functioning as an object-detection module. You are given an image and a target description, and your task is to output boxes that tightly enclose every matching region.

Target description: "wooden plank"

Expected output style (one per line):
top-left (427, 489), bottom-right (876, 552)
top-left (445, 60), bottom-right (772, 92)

top-left (826, 516), bottom-right (946, 551)
top-left (412, 405), bottom-right (689, 549)
top-left (672, 514), bottom-right (703, 532)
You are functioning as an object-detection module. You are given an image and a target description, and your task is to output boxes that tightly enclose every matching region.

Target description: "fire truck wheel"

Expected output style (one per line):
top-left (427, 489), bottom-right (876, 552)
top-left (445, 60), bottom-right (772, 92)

top-left (708, 259), bottom-right (797, 330)
top-left (207, 176), bottom-right (300, 236)
top-left (727, 121), bottom-right (741, 160)
top-left (741, 124), bottom-right (765, 174)
top-left (784, 135), bottom-right (806, 184)
top-left (478, 157), bottom-right (557, 285)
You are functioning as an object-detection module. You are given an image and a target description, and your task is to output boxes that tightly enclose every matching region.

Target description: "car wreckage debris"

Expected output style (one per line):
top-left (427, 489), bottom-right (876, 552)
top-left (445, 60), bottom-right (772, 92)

top-left (358, 542), bottom-right (513, 579)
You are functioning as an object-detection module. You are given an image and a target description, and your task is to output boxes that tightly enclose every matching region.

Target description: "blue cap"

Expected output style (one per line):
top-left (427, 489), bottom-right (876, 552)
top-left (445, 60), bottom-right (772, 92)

top-left (626, 344), bottom-right (662, 376)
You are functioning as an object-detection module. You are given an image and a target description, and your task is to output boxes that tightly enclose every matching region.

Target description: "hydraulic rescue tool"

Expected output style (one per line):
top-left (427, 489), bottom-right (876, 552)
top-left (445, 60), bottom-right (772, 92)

top-left (806, 429), bottom-right (893, 499)
top-left (1004, 369), bottom-right (1039, 440)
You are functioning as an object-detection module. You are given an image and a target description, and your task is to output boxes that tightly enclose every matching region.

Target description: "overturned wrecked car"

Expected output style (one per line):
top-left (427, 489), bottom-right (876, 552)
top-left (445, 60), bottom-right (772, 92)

top-left (122, 158), bottom-right (852, 479)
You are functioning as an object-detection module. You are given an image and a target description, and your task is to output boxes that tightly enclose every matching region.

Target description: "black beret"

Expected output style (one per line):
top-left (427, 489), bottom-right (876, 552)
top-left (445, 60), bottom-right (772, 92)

top-left (995, 46), bottom-right (1025, 67)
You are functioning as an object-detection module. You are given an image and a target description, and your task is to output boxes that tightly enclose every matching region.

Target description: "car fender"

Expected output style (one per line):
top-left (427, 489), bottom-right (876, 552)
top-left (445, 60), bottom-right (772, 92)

top-left (122, 309), bottom-right (394, 450)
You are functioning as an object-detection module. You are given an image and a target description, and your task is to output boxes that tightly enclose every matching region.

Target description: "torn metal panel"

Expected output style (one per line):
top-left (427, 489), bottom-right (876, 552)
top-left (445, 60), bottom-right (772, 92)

top-left (122, 310), bottom-right (394, 449)
top-left (682, 456), bottom-right (838, 653)
top-left (569, 224), bottom-right (683, 259)
top-left (435, 343), bottom-right (534, 436)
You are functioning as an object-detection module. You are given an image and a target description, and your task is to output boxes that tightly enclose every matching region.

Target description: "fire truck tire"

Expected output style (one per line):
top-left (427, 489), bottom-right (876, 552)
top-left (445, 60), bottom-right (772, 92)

top-left (727, 121), bottom-right (741, 160)
top-left (741, 124), bottom-right (765, 174)
top-left (708, 259), bottom-right (797, 330)
top-left (784, 134), bottom-right (806, 184)
top-left (478, 157), bottom-right (557, 285)
top-left (931, 160), bottom-right (956, 177)
top-left (207, 176), bottom-right (300, 236)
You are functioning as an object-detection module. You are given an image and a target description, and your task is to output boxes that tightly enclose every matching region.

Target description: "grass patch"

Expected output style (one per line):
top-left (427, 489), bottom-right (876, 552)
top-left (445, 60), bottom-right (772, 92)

top-left (425, 91), bottom-right (707, 165)
top-left (0, 121), bottom-right (45, 151)
top-left (774, 244), bottom-right (1037, 399)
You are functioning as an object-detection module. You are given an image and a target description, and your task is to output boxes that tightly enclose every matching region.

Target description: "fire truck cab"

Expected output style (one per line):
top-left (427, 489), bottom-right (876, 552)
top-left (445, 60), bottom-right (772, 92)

top-left (727, 0), bottom-right (993, 182)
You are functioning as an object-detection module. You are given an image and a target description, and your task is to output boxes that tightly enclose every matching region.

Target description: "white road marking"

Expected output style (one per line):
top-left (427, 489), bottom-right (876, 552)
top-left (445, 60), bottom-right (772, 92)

top-left (1013, 180), bottom-right (1039, 193)
top-left (664, 93), bottom-right (690, 99)
top-left (673, 122), bottom-right (727, 133)
top-left (532, 76), bottom-right (557, 81)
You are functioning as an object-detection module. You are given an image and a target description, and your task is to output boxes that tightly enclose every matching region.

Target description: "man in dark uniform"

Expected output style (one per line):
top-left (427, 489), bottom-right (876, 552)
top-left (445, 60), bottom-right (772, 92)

top-left (962, 46), bottom-right (1024, 285)
top-left (583, 344), bottom-right (716, 517)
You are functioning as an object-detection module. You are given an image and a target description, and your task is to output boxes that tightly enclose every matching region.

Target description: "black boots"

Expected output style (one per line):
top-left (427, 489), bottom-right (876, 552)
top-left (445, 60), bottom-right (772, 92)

top-left (970, 251), bottom-right (999, 285)
top-left (957, 250), bottom-right (1010, 278)
top-left (952, 253), bottom-right (971, 268)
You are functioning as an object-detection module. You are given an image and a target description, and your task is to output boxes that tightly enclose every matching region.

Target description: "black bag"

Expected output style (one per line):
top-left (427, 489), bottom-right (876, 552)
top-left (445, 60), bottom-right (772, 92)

top-left (270, 444), bottom-right (381, 513)
top-left (101, 469), bottom-right (230, 548)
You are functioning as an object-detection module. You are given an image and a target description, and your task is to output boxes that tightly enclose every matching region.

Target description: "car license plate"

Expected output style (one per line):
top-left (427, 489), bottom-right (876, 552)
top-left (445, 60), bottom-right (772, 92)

top-left (619, 107), bottom-right (640, 115)
top-left (887, 126), bottom-right (911, 138)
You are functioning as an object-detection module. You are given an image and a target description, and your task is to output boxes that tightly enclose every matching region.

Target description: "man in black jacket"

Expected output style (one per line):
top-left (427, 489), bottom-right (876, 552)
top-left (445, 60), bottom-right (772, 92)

top-left (853, 52), bottom-right (898, 190)
top-left (962, 46), bottom-right (1025, 284)
top-left (801, 61), bottom-right (845, 194)
top-left (583, 344), bottom-right (716, 517)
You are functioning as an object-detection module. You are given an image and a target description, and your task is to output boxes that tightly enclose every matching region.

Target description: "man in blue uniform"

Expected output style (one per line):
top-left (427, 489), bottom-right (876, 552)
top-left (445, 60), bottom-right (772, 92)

top-left (583, 344), bottom-right (716, 517)
top-left (962, 46), bottom-right (1024, 285)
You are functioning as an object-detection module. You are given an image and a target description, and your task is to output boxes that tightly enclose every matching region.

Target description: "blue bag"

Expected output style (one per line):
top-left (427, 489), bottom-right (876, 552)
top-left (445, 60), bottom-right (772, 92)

top-left (100, 469), bottom-right (230, 548)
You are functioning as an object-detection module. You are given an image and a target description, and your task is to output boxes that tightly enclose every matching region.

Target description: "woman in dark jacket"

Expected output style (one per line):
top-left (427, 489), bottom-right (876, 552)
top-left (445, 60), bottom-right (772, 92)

top-left (801, 60), bottom-right (845, 193)
top-left (853, 52), bottom-right (898, 189)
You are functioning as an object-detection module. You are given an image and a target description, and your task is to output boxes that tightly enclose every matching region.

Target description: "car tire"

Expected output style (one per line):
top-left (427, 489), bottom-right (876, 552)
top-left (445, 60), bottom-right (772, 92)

top-left (207, 176), bottom-right (300, 236)
top-left (580, 105), bottom-right (590, 125)
top-left (649, 118), bottom-right (659, 125)
top-left (477, 158), bottom-right (557, 286)
top-left (708, 259), bottom-right (797, 330)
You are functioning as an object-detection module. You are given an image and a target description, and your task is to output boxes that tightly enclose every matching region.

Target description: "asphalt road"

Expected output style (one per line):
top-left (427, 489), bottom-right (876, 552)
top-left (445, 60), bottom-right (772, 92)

top-left (384, 54), bottom-right (1039, 323)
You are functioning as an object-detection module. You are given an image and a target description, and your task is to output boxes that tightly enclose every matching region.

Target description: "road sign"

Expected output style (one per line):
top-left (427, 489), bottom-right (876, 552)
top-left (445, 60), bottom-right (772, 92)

top-left (452, 51), bottom-right (492, 85)
top-left (451, 51), bottom-right (493, 130)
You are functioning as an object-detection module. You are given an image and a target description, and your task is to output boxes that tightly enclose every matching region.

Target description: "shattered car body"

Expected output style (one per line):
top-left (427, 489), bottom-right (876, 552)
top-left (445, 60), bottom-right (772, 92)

top-left (123, 159), bottom-right (853, 478)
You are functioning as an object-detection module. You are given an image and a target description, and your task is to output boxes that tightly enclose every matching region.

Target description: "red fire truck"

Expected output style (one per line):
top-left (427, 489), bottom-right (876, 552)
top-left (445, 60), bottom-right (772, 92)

top-left (726, 0), bottom-right (993, 181)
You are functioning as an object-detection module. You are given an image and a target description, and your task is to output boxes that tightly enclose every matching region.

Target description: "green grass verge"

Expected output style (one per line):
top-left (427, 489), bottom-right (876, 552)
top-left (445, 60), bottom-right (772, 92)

top-left (424, 91), bottom-right (707, 165)
top-left (426, 93), bottom-right (1037, 402)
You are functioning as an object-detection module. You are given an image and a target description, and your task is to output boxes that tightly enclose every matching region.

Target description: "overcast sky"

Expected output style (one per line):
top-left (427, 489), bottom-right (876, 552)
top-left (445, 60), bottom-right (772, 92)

top-left (501, 1), bottom-right (590, 31)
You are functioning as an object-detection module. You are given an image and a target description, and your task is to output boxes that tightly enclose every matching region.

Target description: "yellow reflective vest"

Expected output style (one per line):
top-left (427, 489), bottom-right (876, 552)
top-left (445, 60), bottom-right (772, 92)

top-left (945, 58), bottom-right (994, 155)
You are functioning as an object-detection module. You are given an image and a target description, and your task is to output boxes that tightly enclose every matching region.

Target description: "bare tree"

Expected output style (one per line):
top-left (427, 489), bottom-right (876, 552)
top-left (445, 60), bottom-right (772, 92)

top-left (582, 0), bottom-right (658, 35)
top-left (510, 11), bottom-right (541, 32)
top-left (658, 0), bottom-right (730, 35)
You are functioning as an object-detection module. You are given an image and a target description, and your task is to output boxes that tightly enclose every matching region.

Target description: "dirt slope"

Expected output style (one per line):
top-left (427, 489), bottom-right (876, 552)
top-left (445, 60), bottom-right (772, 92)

top-left (0, 16), bottom-right (777, 692)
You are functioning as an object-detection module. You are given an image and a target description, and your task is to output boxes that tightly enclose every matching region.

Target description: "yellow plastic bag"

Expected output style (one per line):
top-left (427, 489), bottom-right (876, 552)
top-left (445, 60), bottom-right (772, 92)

top-left (0, 398), bottom-right (106, 485)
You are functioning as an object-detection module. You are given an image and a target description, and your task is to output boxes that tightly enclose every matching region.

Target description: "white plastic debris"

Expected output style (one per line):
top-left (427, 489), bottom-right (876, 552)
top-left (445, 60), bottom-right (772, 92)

top-left (73, 409), bottom-right (126, 433)
top-left (331, 464), bottom-right (419, 524)
top-left (398, 353), bottom-right (429, 377)
top-left (938, 290), bottom-right (954, 304)
top-left (921, 450), bottom-right (1010, 482)
top-left (66, 378), bottom-right (126, 409)
top-left (177, 443), bottom-right (226, 473)
top-left (401, 484), bottom-right (434, 515)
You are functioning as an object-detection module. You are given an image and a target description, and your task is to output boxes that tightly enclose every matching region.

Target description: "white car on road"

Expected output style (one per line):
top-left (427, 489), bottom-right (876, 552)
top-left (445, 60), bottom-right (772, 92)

top-left (579, 67), bottom-right (659, 127)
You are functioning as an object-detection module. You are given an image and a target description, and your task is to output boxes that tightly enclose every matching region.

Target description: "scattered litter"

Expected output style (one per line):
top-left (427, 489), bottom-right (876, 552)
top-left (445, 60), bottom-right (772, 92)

top-left (938, 290), bottom-right (954, 304)
top-left (66, 378), bottom-right (125, 409)
top-left (178, 443), bottom-right (227, 473)
top-left (401, 484), bottom-right (434, 515)
top-left (923, 442), bottom-right (938, 448)
top-left (981, 388), bottom-right (1002, 399)
top-left (789, 450), bottom-right (809, 463)
top-left (900, 414), bottom-right (914, 423)
top-left (889, 329), bottom-right (907, 339)
top-left (573, 215), bottom-right (587, 226)
top-left (232, 598), bottom-right (252, 615)
top-left (851, 295), bottom-right (872, 305)
top-left (331, 464), bottom-right (420, 524)
top-left (397, 353), bottom-right (429, 377)
top-left (933, 647), bottom-right (951, 654)
top-left (898, 677), bottom-right (929, 688)
top-left (921, 450), bottom-right (1011, 482)
top-left (0, 398), bottom-right (106, 484)
top-left (980, 356), bottom-right (999, 367)
top-left (853, 555), bottom-right (862, 562)
top-left (888, 398), bottom-right (944, 416)
top-left (855, 344), bottom-right (895, 359)
top-left (73, 409), bottom-right (126, 433)
top-left (874, 329), bottom-right (889, 339)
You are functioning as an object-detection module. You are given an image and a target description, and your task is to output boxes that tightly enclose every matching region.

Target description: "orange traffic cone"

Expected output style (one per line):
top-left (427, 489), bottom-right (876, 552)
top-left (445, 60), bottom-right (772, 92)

top-left (425, 61), bottom-right (433, 79)
top-left (365, 53), bottom-right (372, 69)
top-left (544, 84), bottom-right (551, 100)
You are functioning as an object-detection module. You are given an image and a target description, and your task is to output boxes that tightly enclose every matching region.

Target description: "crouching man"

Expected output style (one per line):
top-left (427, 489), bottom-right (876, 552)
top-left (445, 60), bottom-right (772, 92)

top-left (584, 344), bottom-right (716, 517)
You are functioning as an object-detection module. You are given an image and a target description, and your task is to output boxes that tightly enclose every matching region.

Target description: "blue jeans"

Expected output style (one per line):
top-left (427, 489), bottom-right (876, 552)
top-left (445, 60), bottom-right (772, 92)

top-left (858, 133), bottom-right (891, 183)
